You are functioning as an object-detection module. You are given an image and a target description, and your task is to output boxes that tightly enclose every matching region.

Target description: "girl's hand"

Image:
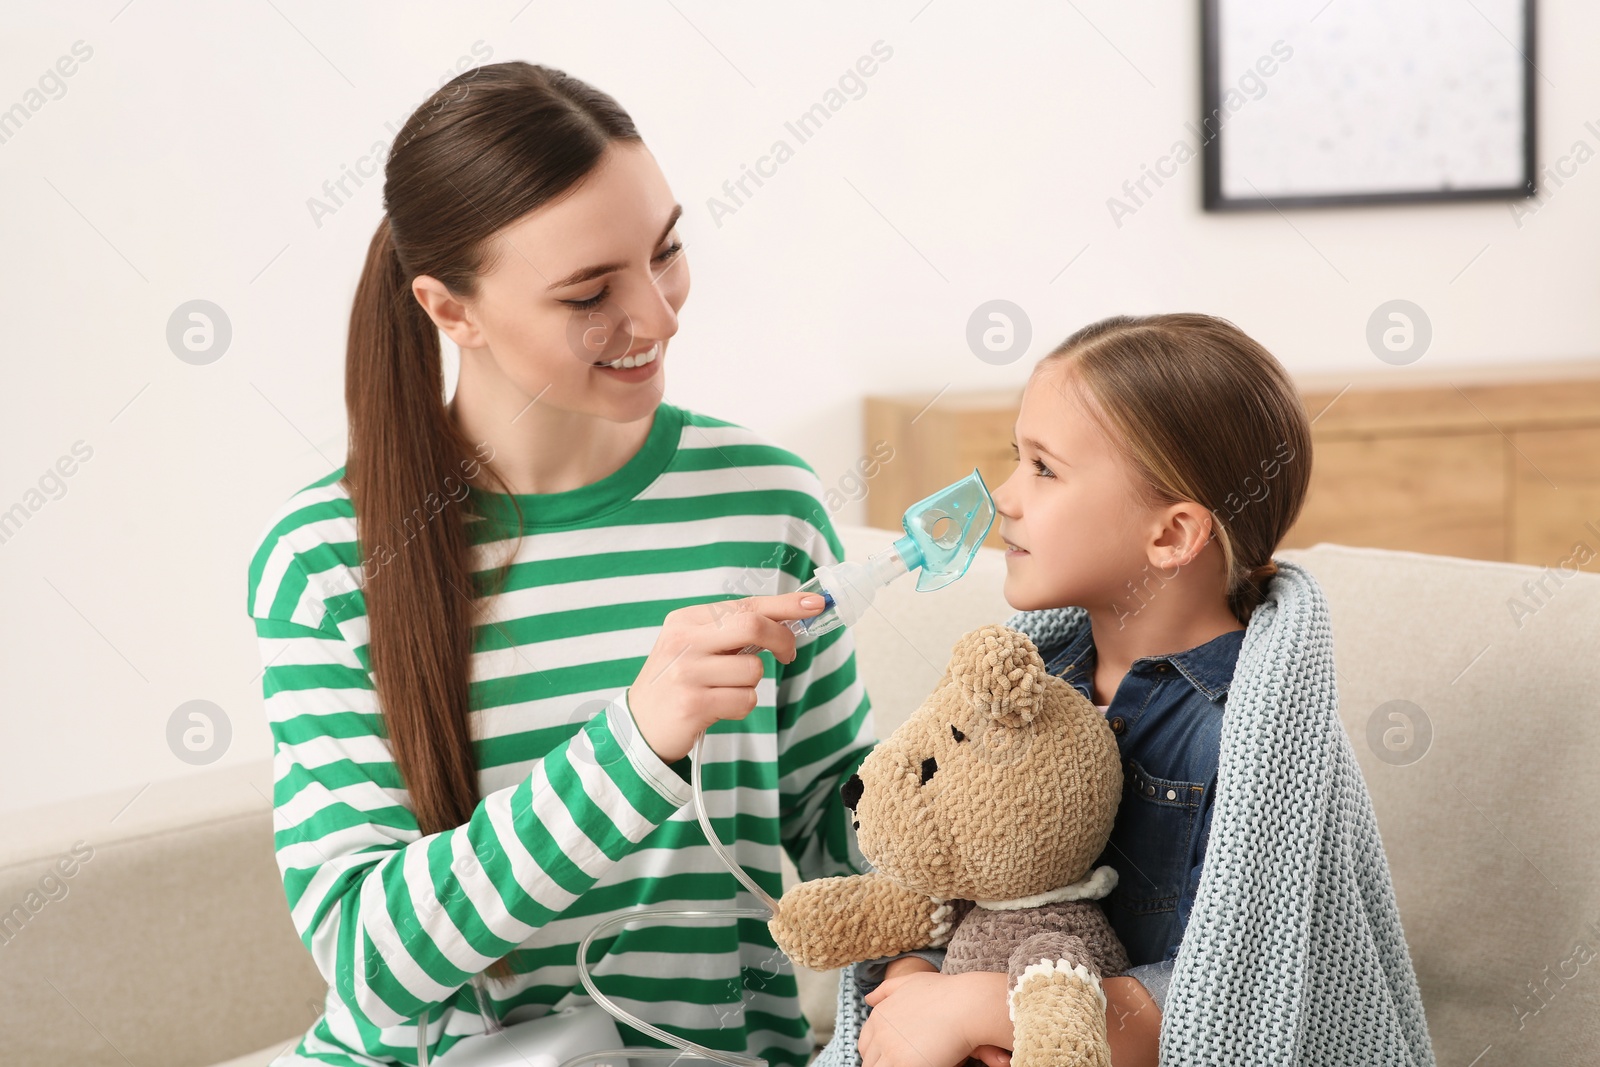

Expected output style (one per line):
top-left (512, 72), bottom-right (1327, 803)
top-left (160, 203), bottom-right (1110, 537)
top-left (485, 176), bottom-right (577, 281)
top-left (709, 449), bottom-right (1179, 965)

top-left (878, 958), bottom-right (1011, 1067)
top-left (860, 970), bottom-right (970, 1067)
top-left (865, 970), bottom-right (1160, 1067)
top-left (627, 591), bottom-right (826, 763)
top-left (861, 970), bottom-right (1010, 1067)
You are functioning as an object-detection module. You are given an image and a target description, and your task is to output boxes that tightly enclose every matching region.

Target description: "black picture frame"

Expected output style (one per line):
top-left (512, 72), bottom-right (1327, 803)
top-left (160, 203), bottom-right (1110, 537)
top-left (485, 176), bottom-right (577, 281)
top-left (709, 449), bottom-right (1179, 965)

top-left (1201, 0), bottom-right (1538, 211)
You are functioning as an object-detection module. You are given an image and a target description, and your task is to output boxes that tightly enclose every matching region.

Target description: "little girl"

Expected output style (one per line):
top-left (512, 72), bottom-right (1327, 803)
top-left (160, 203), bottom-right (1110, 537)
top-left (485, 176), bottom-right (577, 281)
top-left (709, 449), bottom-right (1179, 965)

top-left (855, 312), bottom-right (1313, 1067)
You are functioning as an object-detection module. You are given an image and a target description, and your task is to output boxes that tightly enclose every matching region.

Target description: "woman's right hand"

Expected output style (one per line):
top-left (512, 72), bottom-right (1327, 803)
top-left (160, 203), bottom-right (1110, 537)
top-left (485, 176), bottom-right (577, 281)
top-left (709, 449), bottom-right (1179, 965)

top-left (626, 591), bottom-right (827, 763)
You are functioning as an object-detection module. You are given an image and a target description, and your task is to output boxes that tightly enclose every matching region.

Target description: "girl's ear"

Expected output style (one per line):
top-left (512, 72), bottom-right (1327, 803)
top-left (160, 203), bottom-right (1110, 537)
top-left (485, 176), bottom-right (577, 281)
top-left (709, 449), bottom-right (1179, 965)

top-left (1149, 499), bottom-right (1214, 571)
top-left (947, 625), bottom-right (1047, 729)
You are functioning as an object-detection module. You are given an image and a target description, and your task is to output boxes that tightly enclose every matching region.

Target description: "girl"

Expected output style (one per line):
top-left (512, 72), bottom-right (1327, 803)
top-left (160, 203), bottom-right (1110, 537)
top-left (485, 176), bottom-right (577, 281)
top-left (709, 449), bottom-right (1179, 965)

top-left (246, 63), bottom-right (877, 1065)
top-left (856, 313), bottom-right (1314, 1067)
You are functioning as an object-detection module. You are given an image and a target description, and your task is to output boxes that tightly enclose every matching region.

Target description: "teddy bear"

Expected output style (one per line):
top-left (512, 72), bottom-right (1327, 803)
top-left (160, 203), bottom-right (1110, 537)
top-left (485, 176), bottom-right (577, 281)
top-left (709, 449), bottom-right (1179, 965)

top-left (768, 623), bottom-right (1131, 1067)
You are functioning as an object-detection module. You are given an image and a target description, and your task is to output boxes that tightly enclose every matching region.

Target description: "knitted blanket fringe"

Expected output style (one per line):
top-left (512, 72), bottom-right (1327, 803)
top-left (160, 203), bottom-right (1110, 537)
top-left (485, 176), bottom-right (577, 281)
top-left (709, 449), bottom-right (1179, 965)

top-left (810, 560), bottom-right (1437, 1067)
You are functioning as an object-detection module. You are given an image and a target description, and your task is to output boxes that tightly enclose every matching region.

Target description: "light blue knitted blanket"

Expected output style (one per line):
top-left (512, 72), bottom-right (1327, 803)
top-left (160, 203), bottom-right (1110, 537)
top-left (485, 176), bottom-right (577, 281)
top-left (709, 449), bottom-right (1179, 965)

top-left (811, 559), bottom-right (1437, 1067)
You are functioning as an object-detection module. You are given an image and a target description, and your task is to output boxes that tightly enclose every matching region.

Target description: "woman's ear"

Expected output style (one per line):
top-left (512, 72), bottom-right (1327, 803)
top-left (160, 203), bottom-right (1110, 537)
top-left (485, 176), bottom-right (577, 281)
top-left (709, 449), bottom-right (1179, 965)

top-left (412, 275), bottom-right (485, 349)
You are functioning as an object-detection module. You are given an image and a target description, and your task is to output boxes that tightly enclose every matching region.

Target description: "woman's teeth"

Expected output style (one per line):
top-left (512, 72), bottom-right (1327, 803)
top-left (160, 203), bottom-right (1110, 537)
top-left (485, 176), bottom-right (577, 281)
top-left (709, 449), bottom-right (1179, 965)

top-left (602, 343), bottom-right (659, 369)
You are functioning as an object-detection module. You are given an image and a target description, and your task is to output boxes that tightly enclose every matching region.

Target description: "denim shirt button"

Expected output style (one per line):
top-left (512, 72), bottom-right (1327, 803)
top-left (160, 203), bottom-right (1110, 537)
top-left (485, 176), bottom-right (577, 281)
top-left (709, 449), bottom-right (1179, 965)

top-left (1111, 716), bottom-right (1126, 735)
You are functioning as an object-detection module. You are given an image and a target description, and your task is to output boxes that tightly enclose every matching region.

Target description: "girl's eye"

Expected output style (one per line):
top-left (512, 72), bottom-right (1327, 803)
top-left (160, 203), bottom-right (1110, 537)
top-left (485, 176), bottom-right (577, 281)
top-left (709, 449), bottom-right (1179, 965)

top-left (1009, 441), bottom-right (1055, 479)
top-left (561, 242), bottom-right (685, 310)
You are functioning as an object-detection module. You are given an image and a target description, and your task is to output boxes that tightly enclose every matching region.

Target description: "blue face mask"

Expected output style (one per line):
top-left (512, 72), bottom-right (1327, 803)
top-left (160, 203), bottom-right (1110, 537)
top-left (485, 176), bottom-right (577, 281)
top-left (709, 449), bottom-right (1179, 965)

top-left (896, 468), bottom-right (998, 592)
top-left (790, 468), bottom-right (997, 637)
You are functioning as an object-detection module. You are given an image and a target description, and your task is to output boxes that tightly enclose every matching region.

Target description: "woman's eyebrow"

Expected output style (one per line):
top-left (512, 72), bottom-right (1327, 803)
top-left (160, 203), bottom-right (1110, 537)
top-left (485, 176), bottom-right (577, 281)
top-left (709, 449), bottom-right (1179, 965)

top-left (547, 204), bottom-right (684, 290)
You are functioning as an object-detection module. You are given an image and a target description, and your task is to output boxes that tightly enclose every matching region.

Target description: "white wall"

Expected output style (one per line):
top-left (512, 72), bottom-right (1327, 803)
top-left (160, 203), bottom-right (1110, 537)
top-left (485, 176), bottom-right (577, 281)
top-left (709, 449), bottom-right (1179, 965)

top-left (3, 0), bottom-right (1596, 814)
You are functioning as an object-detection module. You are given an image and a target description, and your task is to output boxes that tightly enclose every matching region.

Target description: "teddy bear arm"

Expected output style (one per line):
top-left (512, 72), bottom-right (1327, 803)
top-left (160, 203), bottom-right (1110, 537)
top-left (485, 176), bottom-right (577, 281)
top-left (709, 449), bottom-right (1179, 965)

top-left (1006, 932), bottom-right (1115, 1067)
top-left (767, 872), bottom-right (944, 972)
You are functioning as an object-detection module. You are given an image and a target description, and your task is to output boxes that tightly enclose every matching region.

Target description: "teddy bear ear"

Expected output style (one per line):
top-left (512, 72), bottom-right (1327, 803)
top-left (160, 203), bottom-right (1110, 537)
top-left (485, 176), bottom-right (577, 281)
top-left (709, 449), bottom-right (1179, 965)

top-left (946, 624), bottom-right (1047, 729)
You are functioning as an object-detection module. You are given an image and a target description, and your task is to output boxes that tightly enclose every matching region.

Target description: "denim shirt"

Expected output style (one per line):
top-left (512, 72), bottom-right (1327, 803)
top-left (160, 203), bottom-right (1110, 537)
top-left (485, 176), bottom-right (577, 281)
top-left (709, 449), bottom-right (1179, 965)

top-left (1040, 623), bottom-right (1245, 974)
top-left (854, 623), bottom-right (1244, 1018)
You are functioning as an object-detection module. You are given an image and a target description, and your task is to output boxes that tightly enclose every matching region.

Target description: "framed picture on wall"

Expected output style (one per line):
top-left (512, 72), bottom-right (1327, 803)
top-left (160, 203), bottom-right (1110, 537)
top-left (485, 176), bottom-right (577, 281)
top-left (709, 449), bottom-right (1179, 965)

top-left (1201, 0), bottom-right (1537, 210)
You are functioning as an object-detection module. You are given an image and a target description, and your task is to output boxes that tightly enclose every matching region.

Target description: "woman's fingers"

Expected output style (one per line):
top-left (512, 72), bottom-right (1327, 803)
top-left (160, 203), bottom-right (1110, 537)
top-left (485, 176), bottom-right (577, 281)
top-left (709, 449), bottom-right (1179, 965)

top-left (628, 590), bottom-right (829, 762)
top-left (697, 685), bottom-right (761, 721)
top-left (691, 652), bottom-right (767, 690)
top-left (701, 591), bottom-right (826, 661)
top-left (701, 609), bottom-right (795, 662)
top-left (736, 590), bottom-right (829, 621)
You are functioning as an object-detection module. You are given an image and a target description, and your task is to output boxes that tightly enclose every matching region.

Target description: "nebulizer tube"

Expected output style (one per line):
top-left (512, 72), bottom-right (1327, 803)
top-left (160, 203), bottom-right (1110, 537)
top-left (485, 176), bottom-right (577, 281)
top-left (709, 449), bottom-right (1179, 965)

top-left (424, 471), bottom-right (996, 1067)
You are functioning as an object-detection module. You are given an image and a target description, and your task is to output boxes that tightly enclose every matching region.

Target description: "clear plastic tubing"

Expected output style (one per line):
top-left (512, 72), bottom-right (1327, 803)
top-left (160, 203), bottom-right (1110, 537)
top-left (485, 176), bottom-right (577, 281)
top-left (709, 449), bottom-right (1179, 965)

top-left (563, 728), bottom-right (782, 1067)
top-left (417, 725), bottom-right (782, 1067)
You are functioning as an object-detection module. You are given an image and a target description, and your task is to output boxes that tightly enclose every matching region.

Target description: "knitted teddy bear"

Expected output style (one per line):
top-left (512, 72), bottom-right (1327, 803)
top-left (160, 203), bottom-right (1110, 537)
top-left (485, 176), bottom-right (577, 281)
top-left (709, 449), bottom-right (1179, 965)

top-left (768, 624), bottom-right (1130, 1067)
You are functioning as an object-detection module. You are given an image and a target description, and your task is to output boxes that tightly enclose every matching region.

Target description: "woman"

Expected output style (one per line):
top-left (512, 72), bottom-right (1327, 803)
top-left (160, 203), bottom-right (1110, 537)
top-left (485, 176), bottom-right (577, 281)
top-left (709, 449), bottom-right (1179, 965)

top-left (246, 61), bottom-right (873, 1065)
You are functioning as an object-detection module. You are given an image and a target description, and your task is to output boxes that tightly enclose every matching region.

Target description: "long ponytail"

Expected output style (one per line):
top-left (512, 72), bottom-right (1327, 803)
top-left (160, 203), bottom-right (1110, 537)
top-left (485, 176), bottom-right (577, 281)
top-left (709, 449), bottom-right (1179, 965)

top-left (345, 215), bottom-right (485, 835)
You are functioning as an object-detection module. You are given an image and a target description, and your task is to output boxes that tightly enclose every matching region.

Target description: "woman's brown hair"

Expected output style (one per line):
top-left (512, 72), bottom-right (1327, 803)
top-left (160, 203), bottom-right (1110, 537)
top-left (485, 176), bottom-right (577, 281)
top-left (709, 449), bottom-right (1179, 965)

top-left (1039, 313), bottom-right (1313, 626)
top-left (343, 62), bottom-right (642, 979)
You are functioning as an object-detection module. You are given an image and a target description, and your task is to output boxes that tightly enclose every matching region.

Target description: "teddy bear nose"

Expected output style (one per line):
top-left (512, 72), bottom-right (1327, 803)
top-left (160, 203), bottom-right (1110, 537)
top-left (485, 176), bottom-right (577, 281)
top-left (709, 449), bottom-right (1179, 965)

top-left (841, 774), bottom-right (863, 811)
top-left (920, 757), bottom-right (938, 784)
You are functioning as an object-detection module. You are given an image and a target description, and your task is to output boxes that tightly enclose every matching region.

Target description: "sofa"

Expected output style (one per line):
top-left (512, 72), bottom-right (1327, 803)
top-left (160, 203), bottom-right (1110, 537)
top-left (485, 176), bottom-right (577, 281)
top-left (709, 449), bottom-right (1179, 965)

top-left (3, 530), bottom-right (1596, 1065)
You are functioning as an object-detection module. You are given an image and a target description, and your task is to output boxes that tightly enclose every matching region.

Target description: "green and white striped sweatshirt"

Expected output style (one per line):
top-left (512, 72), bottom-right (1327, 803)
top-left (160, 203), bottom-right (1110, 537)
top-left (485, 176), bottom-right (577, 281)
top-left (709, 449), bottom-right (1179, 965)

top-left (245, 402), bottom-right (876, 1066)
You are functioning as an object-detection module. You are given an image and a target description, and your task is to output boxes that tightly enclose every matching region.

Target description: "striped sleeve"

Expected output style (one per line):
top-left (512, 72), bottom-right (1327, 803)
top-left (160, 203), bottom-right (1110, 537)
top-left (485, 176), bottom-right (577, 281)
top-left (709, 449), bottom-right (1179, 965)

top-left (774, 497), bottom-right (878, 883)
top-left (249, 538), bottom-right (695, 1032)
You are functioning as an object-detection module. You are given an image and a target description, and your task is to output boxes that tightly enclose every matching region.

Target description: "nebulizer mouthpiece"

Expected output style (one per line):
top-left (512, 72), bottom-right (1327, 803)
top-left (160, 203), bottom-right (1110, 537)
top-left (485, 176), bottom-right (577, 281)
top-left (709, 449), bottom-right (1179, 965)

top-left (787, 468), bottom-right (998, 639)
top-left (433, 472), bottom-right (995, 1067)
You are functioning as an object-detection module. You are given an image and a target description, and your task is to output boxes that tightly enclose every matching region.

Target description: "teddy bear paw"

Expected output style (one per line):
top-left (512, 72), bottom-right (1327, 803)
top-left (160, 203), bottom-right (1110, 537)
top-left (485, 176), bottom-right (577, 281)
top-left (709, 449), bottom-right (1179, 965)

top-left (928, 899), bottom-right (955, 947)
top-left (1008, 960), bottom-right (1112, 1067)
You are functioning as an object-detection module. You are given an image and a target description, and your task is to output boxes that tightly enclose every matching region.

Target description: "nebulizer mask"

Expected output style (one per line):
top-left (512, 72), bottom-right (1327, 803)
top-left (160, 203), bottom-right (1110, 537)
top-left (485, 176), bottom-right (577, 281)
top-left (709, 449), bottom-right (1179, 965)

top-left (427, 471), bottom-right (997, 1067)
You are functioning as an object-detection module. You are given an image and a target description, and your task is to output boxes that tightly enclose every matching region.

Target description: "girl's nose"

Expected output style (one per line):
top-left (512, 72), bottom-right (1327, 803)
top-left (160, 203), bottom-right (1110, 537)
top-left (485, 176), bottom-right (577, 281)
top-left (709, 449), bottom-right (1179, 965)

top-left (992, 468), bottom-right (1021, 518)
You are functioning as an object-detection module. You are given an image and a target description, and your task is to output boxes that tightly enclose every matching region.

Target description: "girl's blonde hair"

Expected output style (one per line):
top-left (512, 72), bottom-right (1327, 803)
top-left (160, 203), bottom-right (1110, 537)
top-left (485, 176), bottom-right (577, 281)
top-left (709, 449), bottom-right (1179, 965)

top-left (1038, 313), bottom-right (1313, 625)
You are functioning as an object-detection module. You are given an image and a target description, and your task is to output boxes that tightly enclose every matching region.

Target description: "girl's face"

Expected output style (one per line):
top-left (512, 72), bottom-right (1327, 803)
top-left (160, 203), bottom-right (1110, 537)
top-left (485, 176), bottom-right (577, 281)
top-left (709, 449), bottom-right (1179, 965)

top-left (419, 140), bottom-right (691, 425)
top-left (992, 363), bottom-right (1176, 613)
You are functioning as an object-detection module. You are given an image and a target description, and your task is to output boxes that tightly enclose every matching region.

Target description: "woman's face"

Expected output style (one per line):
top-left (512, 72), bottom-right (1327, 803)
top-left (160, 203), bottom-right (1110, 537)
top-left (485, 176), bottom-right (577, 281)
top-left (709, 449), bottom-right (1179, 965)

top-left (991, 363), bottom-right (1169, 614)
top-left (423, 140), bottom-right (690, 425)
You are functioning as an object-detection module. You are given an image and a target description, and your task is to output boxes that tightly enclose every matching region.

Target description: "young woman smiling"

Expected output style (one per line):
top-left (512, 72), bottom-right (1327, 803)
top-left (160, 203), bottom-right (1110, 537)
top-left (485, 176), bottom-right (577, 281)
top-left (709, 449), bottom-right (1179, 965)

top-left (246, 62), bottom-right (874, 1066)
